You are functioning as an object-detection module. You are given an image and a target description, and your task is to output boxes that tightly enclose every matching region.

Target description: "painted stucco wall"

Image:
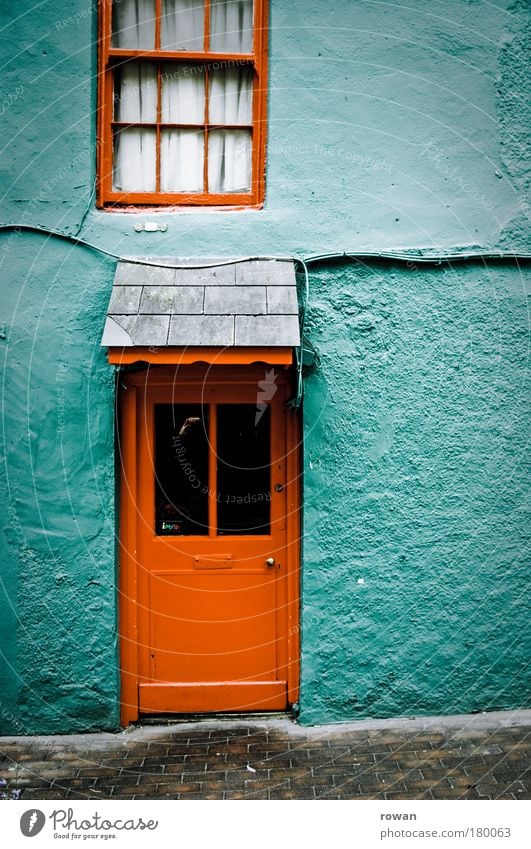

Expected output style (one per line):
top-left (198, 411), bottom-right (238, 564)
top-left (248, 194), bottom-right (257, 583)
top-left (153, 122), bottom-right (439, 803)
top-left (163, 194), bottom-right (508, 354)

top-left (0, 0), bottom-right (529, 731)
top-left (300, 259), bottom-right (530, 722)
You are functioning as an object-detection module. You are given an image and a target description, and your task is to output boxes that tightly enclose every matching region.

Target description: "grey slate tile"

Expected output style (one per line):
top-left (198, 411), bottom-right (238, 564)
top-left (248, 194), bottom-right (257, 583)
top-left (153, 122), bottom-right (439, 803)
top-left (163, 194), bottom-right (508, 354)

top-left (110, 315), bottom-right (170, 346)
top-left (101, 317), bottom-right (134, 346)
top-left (204, 286), bottom-right (266, 315)
top-left (234, 315), bottom-right (300, 346)
top-left (115, 262), bottom-right (176, 286)
top-left (138, 266), bottom-right (179, 286)
top-left (108, 286), bottom-right (143, 315)
top-left (168, 315), bottom-right (234, 346)
top-left (267, 286), bottom-right (299, 314)
top-left (139, 286), bottom-right (204, 314)
top-left (173, 265), bottom-right (237, 286)
top-left (104, 260), bottom-right (299, 348)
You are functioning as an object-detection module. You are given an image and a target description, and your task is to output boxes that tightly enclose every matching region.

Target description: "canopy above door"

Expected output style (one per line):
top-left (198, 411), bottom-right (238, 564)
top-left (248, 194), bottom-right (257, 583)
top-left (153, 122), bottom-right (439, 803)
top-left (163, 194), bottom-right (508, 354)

top-left (101, 258), bottom-right (300, 365)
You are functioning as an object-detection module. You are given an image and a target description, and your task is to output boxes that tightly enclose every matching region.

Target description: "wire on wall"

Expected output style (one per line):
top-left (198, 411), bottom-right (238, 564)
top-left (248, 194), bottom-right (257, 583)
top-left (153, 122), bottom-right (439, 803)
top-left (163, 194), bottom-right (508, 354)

top-left (1, 223), bottom-right (529, 410)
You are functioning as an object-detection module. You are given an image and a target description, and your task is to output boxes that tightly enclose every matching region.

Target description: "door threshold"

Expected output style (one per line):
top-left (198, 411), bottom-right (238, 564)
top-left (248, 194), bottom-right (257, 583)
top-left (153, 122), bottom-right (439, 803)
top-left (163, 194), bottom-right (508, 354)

top-left (136, 711), bottom-right (297, 726)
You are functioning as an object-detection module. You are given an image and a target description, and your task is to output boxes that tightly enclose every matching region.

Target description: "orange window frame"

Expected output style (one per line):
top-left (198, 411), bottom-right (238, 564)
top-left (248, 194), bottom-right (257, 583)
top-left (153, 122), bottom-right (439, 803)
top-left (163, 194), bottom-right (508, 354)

top-left (97, 0), bottom-right (268, 208)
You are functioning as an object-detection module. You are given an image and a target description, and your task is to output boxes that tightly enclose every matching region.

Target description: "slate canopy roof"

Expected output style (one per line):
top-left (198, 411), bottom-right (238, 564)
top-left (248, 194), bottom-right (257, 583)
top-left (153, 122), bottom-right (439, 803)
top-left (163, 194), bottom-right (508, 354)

top-left (101, 259), bottom-right (300, 348)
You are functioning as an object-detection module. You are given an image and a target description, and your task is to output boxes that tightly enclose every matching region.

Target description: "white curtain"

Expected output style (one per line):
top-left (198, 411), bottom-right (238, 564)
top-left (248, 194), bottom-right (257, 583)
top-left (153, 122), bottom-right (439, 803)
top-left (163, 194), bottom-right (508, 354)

top-left (111, 2), bottom-right (254, 193)
top-left (208, 67), bottom-right (252, 191)
top-left (209, 66), bottom-right (252, 124)
top-left (113, 0), bottom-right (254, 53)
top-left (162, 63), bottom-right (204, 122)
top-left (161, 0), bottom-right (204, 50)
top-left (113, 129), bottom-right (157, 191)
top-left (209, 130), bottom-right (251, 192)
top-left (160, 64), bottom-right (204, 191)
top-left (112, 0), bottom-right (155, 49)
top-left (210, 0), bottom-right (253, 52)
top-left (161, 130), bottom-right (204, 191)
top-left (113, 62), bottom-right (157, 191)
top-left (115, 62), bottom-right (158, 122)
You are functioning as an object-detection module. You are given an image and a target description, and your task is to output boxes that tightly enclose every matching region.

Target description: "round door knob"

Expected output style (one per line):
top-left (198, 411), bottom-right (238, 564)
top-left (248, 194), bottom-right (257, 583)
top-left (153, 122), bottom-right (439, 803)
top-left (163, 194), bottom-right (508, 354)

top-left (265, 557), bottom-right (275, 568)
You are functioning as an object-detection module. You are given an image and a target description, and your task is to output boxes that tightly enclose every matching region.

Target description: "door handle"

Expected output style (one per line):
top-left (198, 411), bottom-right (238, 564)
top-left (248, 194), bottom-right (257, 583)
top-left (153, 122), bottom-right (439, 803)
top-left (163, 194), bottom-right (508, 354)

top-left (265, 557), bottom-right (275, 568)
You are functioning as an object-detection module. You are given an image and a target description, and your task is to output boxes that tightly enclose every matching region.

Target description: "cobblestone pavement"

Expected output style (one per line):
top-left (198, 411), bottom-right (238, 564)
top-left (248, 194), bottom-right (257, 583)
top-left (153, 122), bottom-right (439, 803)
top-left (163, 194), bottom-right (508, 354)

top-left (1, 710), bottom-right (529, 801)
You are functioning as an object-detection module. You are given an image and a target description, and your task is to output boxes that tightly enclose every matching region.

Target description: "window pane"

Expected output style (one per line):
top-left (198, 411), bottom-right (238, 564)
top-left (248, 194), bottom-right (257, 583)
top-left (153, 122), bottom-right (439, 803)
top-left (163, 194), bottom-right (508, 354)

top-left (209, 67), bottom-right (252, 125)
top-left (161, 64), bottom-right (205, 123)
top-left (161, 0), bottom-right (205, 50)
top-left (155, 405), bottom-right (209, 535)
top-left (217, 404), bottom-right (270, 535)
top-left (114, 62), bottom-right (158, 123)
top-left (113, 128), bottom-right (156, 191)
top-left (161, 129), bottom-right (204, 191)
top-left (208, 129), bottom-right (251, 192)
top-left (210, 0), bottom-right (253, 53)
top-left (112, 0), bottom-right (155, 49)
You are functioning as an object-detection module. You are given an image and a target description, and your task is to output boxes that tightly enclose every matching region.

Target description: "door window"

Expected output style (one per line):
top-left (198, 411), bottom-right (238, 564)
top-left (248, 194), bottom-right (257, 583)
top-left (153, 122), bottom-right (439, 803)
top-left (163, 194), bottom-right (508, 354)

top-left (217, 403), bottom-right (270, 535)
top-left (154, 404), bottom-right (209, 535)
top-left (154, 402), bottom-right (271, 536)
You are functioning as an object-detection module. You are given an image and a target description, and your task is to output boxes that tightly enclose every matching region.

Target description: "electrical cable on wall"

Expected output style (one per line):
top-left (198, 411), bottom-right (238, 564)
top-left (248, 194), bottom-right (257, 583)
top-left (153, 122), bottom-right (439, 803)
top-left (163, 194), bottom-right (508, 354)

top-left (1, 224), bottom-right (530, 267)
top-left (1, 223), bottom-right (529, 411)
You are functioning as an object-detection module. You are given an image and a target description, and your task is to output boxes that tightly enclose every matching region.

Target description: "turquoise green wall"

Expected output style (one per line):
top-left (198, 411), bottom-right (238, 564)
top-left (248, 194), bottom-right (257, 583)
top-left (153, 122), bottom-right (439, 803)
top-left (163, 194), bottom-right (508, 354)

top-left (0, 242), bottom-right (118, 733)
top-left (0, 0), bottom-right (529, 731)
top-left (300, 259), bottom-right (530, 722)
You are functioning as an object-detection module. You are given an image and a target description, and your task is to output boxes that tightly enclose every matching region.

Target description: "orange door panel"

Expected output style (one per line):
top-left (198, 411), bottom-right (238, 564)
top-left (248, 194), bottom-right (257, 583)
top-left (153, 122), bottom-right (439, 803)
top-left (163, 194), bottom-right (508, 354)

top-left (118, 366), bottom-right (300, 721)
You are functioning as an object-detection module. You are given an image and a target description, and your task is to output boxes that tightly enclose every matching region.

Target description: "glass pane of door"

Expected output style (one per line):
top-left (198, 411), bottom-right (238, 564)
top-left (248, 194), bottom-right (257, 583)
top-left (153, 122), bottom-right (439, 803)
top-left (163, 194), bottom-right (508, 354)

top-left (217, 404), bottom-right (270, 535)
top-left (154, 404), bottom-right (209, 535)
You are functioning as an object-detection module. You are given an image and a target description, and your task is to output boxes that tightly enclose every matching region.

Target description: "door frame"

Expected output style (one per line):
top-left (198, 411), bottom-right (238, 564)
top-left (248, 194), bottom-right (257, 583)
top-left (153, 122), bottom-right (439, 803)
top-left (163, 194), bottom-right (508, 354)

top-left (117, 364), bottom-right (301, 725)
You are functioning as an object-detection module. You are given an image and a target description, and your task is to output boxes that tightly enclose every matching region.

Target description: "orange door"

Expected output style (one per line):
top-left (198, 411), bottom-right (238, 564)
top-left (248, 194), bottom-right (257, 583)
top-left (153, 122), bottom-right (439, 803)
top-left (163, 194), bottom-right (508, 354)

top-left (119, 366), bottom-right (300, 722)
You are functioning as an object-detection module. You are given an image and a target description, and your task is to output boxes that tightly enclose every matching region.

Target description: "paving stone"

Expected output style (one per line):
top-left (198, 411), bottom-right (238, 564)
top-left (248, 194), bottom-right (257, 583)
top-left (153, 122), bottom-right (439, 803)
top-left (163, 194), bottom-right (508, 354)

top-left (2, 712), bottom-right (530, 802)
top-left (156, 782), bottom-right (202, 794)
top-left (270, 788), bottom-right (315, 799)
top-left (76, 766), bottom-right (121, 777)
top-left (224, 789), bottom-right (269, 799)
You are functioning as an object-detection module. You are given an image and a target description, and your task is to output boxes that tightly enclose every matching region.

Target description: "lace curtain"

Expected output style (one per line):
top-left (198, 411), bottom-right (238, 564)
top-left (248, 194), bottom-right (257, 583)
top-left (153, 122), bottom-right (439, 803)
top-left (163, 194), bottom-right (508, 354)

top-left (112, 0), bottom-right (253, 193)
top-left (112, 0), bottom-right (254, 52)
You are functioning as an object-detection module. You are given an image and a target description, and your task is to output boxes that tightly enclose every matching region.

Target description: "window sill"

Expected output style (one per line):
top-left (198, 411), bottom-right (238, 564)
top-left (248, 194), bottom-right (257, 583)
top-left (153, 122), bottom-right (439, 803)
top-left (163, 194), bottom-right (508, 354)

top-left (98, 202), bottom-right (264, 214)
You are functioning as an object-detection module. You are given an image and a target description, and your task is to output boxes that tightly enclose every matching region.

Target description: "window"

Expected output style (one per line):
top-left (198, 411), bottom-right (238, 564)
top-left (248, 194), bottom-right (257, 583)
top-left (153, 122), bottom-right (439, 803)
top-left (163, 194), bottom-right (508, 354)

top-left (154, 402), bottom-right (271, 537)
top-left (97, 0), bottom-right (268, 206)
